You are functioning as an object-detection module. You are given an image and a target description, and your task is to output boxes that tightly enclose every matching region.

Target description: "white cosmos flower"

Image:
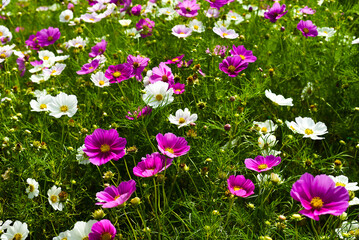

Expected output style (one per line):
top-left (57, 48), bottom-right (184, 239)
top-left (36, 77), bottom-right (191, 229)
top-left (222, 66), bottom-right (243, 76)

top-left (329, 175), bottom-right (359, 192)
top-left (68, 220), bottom-right (97, 240)
top-left (226, 11), bottom-right (244, 24)
top-left (125, 28), bottom-right (141, 39)
top-left (214, 20), bottom-right (231, 28)
top-left (0, 25), bottom-right (12, 44)
top-left (33, 89), bottom-right (47, 98)
top-left (25, 178), bottom-right (39, 199)
top-left (335, 220), bottom-right (359, 239)
top-left (53, 230), bottom-right (71, 240)
top-left (285, 117), bottom-right (328, 140)
top-left (91, 71), bottom-right (110, 87)
top-left (188, 19), bottom-right (205, 33)
top-left (0, 44), bottom-right (15, 63)
top-left (30, 73), bottom-right (51, 84)
top-left (261, 148), bottom-right (281, 157)
top-left (265, 89), bottom-right (293, 106)
top-left (38, 50), bottom-right (56, 67)
top-left (0, 221), bottom-right (29, 240)
top-left (76, 144), bottom-right (90, 165)
top-left (59, 9), bottom-right (73, 22)
top-left (253, 120), bottom-right (277, 135)
top-left (47, 185), bottom-right (63, 211)
top-left (47, 92), bottom-right (78, 118)
top-left (30, 95), bottom-right (53, 112)
top-left (258, 133), bottom-right (277, 149)
top-left (142, 81), bottom-right (174, 108)
top-left (352, 38), bottom-right (359, 44)
top-left (301, 82), bottom-right (314, 100)
top-left (119, 19), bottom-right (131, 27)
top-left (317, 27), bottom-right (336, 41)
top-left (0, 220), bottom-right (12, 233)
top-left (168, 108), bottom-right (198, 128)
top-left (43, 63), bottom-right (66, 77)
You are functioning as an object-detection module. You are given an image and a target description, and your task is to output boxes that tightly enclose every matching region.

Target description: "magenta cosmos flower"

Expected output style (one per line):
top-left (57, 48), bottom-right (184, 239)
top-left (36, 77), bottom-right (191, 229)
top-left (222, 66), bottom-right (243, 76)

top-left (264, 2), bottom-right (287, 23)
top-left (227, 175), bottom-right (255, 197)
top-left (89, 39), bottom-right (107, 58)
top-left (176, 0), bottom-right (200, 17)
top-left (156, 133), bottom-right (190, 158)
top-left (25, 35), bottom-right (41, 50)
top-left (89, 219), bottom-right (116, 240)
top-left (77, 59), bottom-right (100, 75)
top-left (96, 180), bottom-right (136, 208)
top-left (105, 64), bottom-right (133, 83)
top-left (229, 45), bottom-right (257, 63)
top-left (290, 173), bottom-right (349, 221)
top-left (244, 155), bottom-right (281, 173)
top-left (172, 25), bottom-right (192, 38)
top-left (125, 106), bottom-right (152, 120)
top-left (127, 55), bottom-right (149, 81)
top-left (165, 54), bottom-right (184, 65)
top-left (171, 82), bottom-right (185, 95)
top-left (136, 18), bottom-right (155, 38)
top-left (219, 56), bottom-right (249, 77)
top-left (297, 20), bottom-right (318, 38)
top-left (133, 152), bottom-right (173, 177)
top-left (36, 27), bottom-right (61, 47)
top-left (83, 129), bottom-right (127, 166)
top-left (205, 0), bottom-right (229, 10)
top-left (300, 6), bottom-right (316, 15)
top-left (150, 62), bottom-right (175, 85)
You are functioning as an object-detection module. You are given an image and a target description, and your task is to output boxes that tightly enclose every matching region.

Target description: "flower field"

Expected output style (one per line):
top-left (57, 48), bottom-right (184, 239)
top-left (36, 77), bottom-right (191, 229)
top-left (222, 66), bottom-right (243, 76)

top-left (1, 0), bottom-right (359, 239)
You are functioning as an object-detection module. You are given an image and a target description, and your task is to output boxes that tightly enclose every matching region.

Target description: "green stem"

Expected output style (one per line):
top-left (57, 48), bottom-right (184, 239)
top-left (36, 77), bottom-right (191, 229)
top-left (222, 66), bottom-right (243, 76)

top-left (124, 208), bottom-right (138, 240)
top-left (223, 197), bottom-right (235, 229)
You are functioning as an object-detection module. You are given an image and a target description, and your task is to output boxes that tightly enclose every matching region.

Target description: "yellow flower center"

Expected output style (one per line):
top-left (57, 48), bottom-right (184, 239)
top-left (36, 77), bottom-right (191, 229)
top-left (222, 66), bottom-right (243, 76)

top-left (261, 127), bottom-right (267, 133)
top-left (40, 104), bottom-right (47, 109)
top-left (175, 89), bottom-right (182, 93)
top-left (336, 182), bottom-right (346, 187)
top-left (101, 233), bottom-right (112, 240)
top-left (65, 15), bottom-right (70, 20)
top-left (90, 18), bottom-right (94, 21)
top-left (258, 164), bottom-right (268, 170)
top-left (194, 25), bottom-right (199, 30)
top-left (47, 36), bottom-right (54, 41)
top-left (180, 32), bottom-right (185, 34)
top-left (114, 195), bottom-right (121, 200)
top-left (179, 118), bottom-right (186, 124)
top-left (100, 144), bottom-right (111, 153)
top-left (50, 195), bottom-right (58, 203)
top-left (133, 62), bottom-right (139, 68)
top-left (155, 94), bottom-right (163, 101)
top-left (239, 55), bottom-right (245, 60)
top-left (89, 67), bottom-right (94, 70)
top-left (99, 80), bottom-right (105, 86)
top-left (29, 184), bottom-right (35, 192)
top-left (310, 197), bottom-right (324, 209)
top-left (113, 71), bottom-right (121, 78)
top-left (13, 234), bottom-right (22, 240)
top-left (324, 31), bottom-right (328, 34)
top-left (305, 128), bottom-right (314, 135)
top-left (233, 186), bottom-right (242, 191)
top-left (162, 75), bottom-right (168, 82)
top-left (290, 126), bottom-right (296, 131)
top-left (165, 148), bottom-right (174, 154)
top-left (61, 238), bottom-right (67, 240)
top-left (231, 16), bottom-right (237, 19)
top-left (223, 33), bottom-right (228, 37)
top-left (43, 56), bottom-right (49, 60)
top-left (51, 70), bottom-right (57, 75)
top-left (60, 105), bottom-right (68, 112)
top-left (172, 58), bottom-right (178, 62)
top-left (0, 53), bottom-right (6, 58)
top-left (228, 65), bottom-right (236, 73)
top-left (303, 28), bottom-right (309, 34)
top-left (0, 32), bottom-right (2, 36)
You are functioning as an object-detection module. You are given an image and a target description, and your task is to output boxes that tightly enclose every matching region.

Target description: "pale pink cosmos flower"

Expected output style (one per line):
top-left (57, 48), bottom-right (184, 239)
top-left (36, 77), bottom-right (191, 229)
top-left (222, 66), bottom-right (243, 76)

top-left (213, 27), bottom-right (238, 39)
top-left (172, 25), bottom-right (192, 38)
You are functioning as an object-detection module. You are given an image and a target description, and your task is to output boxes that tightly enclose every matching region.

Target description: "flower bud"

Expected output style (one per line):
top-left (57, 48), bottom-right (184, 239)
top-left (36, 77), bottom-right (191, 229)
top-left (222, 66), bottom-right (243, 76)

top-left (92, 209), bottom-right (106, 219)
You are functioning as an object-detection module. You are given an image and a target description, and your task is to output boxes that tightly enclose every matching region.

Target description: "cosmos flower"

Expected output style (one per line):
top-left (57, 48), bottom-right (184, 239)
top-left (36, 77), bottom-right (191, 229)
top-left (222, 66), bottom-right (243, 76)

top-left (253, 120), bottom-right (277, 135)
top-left (290, 173), bottom-right (349, 221)
top-left (227, 175), bottom-right (255, 197)
top-left (136, 18), bottom-right (155, 38)
top-left (0, 25), bottom-right (12, 45)
top-left (36, 27), bottom-right (61, 47)
top-left (142, 81), bottom-right (174, 108)
top-left (171, 82), bottom-right (185, 94)
top-left (285, 117), bottom-right (328, 140)
top-left (229, 45), bottom-right (257, 63)
top-left (96, 180), bottom-right (136, 208)
top-left (69, 220), bottom-right (97, 240)
top-left (300, 6), bottom-right (316, 15)
top-left (76, 144), bottom-right (90, 165)
top-left (297, 20), bottom-right (318, 38)
top-left (168, 108), bottom-right (198, 128)
top-left (133, 152), bottom-right (173, 177)
top-left (156, 132), bottom-right (190, 158)
top-left (125, 106), bottom-right (152, 120)
top-left (91, 71), bottom-right (110, 87)
top-left (165, 55), bottom-right (185, 65)
top-left (53, 230), bottom-right (71, 240)
top-left (213, 27), bottom-right (238, 39)
top-left (89, 39), bottom-right (107, 58)
top-left (104, 64), bottom-right (133, 83)
top-left (76, 59), bottom-right (100, 75)
top-left (59, 9), bottom-right (73, 22)
top-left (176, 0), bottom-right (200, 17)
top-left (264, 2), bottom-right (288, 23)
top-left (131, 5), bottom-right (142, 16)
top-left (264, 89), bottom-right (293, 106)
top-left (47, 185), bottom-right (63, 211)
top-left (205, 0), bottom-right (229, 10)
top-left (245, 155), bottom-right (281, 173)
top-left (127, 55), bottom-right (149, 81)
top-left (188, 19), bottom-right (205, 33)
top-left (25, 178), bottom-right (39, 199)
top-left (172, 25), bottom-right (192, 38)
top-left (47, 92), bottom-right (78, 118)
top-left (219, 56), bottom-right (248, 77)
top-left (30, 95), bottom-right (53, 112)
top-left (150, 62), bottom-right (174, 85)
top-left (0, 221), bottom-right (29, 240)
top-left (204, 7), bottom-right (220, 18)
top-left (89, 219), bottom-right (116, 240)
top-left (317, 27), bottom-right (336, 41)
top-left (258, 133), bottom-right (278, 149)
top-left (83, 128), bottom-right (127, 166)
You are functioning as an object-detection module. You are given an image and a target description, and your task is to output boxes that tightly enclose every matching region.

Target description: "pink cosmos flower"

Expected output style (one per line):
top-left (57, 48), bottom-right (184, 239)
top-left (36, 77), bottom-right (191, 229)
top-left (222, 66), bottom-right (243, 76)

top-left (297, 20), bottom-right (318, 38)
top-left (300, 6), bottom-right (316, 15)
top-left (76, 59), bottom-right (100, 75)
top-left (131, 5), bottom-right (142, 16)
top-left (89, 219), bottom-right (116, 240)
top-left (96, 180), bottom-right (136, 208)
top-left (150, 62), bottom-right (175, 85)
top-left (213, 27), bottom-right (238, 39)
top-left (165, 55), bottom-right (185, 65)
top-left (133, 152), bottom-right (173, 177)
top-left (127, 55), bottom-right (149, 81)
top-left (227, 175), bottom-right (255, 197)
top-left (264, 2), bottom-right (287, 23)
top-left (105, 64), bottom-right (133, 83)
top-left (229, 45), bottom-right (257, 63)
top-left (171, 82), bottom-right (185, 94)
top-left (205, 7), bottom-right (220, 18)
top-left (206, 45), bottom-right (228, 58)
top-left (83, 129), bottom-right (127, 166)
top-left (36, 27), bottom-right (61, 47)
top-left (136, 18), bottom-right (155, 38)
top-left (25, 35), bottom-right (40, 50)
top-left (125, 106), bottom-right (152, 120)
top-left (290, 173), bottom-right (349, 221)
top-left (178, 59), bottom-right (193, 68)
top-left (244, 155), bottom-right (281, 172)
top-left (156, 133), bottom-right (190, 158)
top-left (89, 39), bottom-right (107, 58)
top-left (176, 0), bottom-right (200, 17)
top-left (172, 25), bottom-right (192, 38)
top-left (205, 0), bottom-right (229, 10)
top-left (219, 56), bottom-right (248, 77)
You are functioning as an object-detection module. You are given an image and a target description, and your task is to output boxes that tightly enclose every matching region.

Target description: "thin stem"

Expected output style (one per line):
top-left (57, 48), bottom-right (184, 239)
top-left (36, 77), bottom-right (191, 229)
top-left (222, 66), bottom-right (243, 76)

top-left (223, 197), bottom-right (235, 229)
top-left (124, 208), bottom-right (138, 240)
top-left (110, 160), bottom-right (121, 185)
